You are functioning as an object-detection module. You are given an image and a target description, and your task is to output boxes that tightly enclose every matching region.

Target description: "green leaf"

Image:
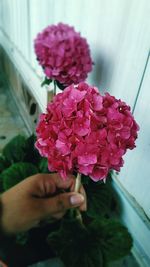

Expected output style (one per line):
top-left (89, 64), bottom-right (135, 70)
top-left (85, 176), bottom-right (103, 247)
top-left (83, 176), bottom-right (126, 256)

top-left (90, 219), bottom-right (133, 262)
top-left (85, 179), bottom-right (114, 219)
top-left (23, 134), bottom-right (41, 166)
top-left (48, 215), bottom-right (132, 266)
top-left (23, 135), bottom-right (49, 172)
top-left (1, 134), bottom-right (48, 173)
top-left (0, 156), bottom-right (10, 174)
top-left (16, 232), bottom-right (29, 245)
top-left (3, 135), bottom-right (26, 163)
top-left (56, 80), bottom-right (66, 90)
top-left (41, 77), bottom-right (52, 87)
top-left (81, 174), bottom-right (90, 185)
top-left (1, 162), bottom-right (38, 190)
top-left (48, 218), bottom-right (104, 267)
top-left (0, 175), bottom-right (3, 193)
top-left (38, 158), bottom-right (49, 173)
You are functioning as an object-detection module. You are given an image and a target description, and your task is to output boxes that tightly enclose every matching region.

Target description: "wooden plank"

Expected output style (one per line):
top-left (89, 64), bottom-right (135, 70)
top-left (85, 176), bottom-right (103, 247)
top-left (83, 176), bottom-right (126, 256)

top-left (119, 53), bottom-right (150, 218)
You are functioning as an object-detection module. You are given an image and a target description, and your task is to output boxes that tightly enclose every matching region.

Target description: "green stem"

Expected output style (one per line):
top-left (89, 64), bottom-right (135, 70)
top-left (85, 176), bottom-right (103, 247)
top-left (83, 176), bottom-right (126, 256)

top-left (75, 173), bottom-right (81, 192)
top-left (74, 173), bottom-right (83, 223)
top-left (53, 80), bottom-right (57, 96)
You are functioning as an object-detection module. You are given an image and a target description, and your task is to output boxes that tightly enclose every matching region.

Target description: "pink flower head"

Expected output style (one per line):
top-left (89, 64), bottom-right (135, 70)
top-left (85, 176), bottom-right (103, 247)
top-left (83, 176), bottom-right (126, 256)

top-left (34, 23), bottom-right (93, 86)
top-left (35, 83), bottom-right (139, 181)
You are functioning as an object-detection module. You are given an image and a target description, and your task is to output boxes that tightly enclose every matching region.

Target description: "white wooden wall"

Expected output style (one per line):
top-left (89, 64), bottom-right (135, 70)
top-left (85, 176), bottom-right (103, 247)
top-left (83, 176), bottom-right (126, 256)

top-left (0, 0), bottom-right (149, 102)
top-left (120, 54), bottom-right (150, 216)
top-left (0, 0), bottom-right (150, 264)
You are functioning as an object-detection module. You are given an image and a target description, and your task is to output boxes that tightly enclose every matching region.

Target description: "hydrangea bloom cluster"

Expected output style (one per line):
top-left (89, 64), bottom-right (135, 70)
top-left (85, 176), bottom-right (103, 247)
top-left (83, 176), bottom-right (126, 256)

top-left (35, 83), bottom-right (139, 181)
top-left (34, 23), bottom-right (93, 86)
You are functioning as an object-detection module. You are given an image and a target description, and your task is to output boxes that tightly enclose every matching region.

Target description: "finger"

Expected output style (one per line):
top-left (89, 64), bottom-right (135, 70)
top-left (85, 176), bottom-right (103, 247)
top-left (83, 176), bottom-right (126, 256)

top-left (79, 186), bottom-right (87, 211)
top-left (29, 173), bottom-right (75, 198)
top-left (70, 180), bottom-right (87, 211)
top-left (41, 192), bottom-right (84, 218)
top-left (51, 173), bottom-right (75, 190)
top-left (28, 174), bottom-right (57, 197)
top-left (70, 179), bottom-right (76, 192)
top-left (0, 260), bottom-right (8, 267)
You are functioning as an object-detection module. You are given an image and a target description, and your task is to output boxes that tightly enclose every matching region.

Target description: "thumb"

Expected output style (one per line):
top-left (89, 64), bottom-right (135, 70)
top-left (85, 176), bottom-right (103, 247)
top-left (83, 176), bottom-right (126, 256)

top-left (42, 192), bottom-right (84, 217)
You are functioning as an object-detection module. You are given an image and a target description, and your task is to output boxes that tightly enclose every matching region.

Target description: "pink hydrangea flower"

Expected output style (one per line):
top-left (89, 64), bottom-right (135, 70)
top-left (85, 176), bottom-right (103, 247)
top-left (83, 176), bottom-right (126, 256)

top-left (34, 23), bottom-right (93, 86)
top-left (35, 83), bottom-right (139, 181)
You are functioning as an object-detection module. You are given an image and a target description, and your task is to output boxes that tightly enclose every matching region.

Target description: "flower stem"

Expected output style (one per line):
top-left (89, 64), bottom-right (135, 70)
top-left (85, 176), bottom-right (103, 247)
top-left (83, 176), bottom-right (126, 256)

top-left (74, 173), bottom-right (83, 223)
top-left (53, 80), bottom-right (57, 96)
top-left (74, 173), bottom-right (81, 193)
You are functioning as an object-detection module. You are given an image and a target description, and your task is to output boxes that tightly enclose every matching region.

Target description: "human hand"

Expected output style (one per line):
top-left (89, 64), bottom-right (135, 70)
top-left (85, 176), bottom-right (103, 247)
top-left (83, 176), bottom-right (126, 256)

top-left (0, 259), bottom-right (8, 267)
top-left (0, 173), bottom-right (86, 234)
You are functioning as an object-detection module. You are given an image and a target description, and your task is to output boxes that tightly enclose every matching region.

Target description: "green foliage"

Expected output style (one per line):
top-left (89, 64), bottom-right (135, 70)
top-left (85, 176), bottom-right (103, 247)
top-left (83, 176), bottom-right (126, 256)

top-left (3, 135), bottom-right (26, 163)
top-left (16, 232), bottom-right (29, 245)
top-left (81, 174), bottom-right (90, 185)
top-left (48, 216), bottom-right (132, 267)
top-left (1, 162), bottom-right (38, 191)
top-left (38, 157), bottom-right (49, 173)
top-left (0, 155), bottom-right (10, 174)
top-left (85, 179), bottom-right (115, 219)
top-left (48, 218), bottom-right (104, 267)
top-left (23, 134), bottom-right (41, 166)
top-left (90, 219), bottom-right (133, 262)
top-left (41, 77), bottom-right (52, 87)
top-left (56, 80), bottom-right (66, 90)
top-left (1, 134), bottom-right (47, 171)
top-left (0, 175), bottom-right (3, 193)
top-left (0, 133), bottom-right (50, 193)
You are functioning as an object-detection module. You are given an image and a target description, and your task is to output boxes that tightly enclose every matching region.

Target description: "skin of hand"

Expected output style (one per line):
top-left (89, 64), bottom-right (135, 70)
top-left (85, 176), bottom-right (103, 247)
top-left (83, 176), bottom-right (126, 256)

top-left (0, 260), bottom-right (8, 267)
top-left (0, 173), bottom-right (87, 234)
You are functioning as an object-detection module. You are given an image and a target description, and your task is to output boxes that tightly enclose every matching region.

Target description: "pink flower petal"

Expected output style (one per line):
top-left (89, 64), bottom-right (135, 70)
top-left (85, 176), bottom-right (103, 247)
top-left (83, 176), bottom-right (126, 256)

top-left (34, 23), bottom-right (93, 86)
top-left (78, 154), bottom-right (97, 165)
top-left (35, 83), bottom-right (139, 181)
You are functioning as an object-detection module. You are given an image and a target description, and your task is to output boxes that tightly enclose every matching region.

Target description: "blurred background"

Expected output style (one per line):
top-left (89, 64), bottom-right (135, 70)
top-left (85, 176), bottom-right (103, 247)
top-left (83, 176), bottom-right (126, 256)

top-left (0, 0), bottom-right (150, 266)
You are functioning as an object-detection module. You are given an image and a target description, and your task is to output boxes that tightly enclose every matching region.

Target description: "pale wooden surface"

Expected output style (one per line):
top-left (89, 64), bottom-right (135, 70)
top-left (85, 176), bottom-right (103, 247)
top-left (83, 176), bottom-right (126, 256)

top-left (0, 0), bottom-right (149, 108)
top-left (120, 54), bottom-right (150, 218)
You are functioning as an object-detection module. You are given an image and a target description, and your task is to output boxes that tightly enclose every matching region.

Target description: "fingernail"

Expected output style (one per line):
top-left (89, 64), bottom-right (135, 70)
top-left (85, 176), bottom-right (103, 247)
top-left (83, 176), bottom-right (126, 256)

top-left (70, 194), bottom-right (84, 205)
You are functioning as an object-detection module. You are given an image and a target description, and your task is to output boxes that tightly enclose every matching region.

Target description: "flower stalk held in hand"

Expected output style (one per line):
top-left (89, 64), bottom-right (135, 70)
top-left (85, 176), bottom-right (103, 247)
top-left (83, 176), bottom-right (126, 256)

top-left (35, 82), bottom-right (139, 265)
